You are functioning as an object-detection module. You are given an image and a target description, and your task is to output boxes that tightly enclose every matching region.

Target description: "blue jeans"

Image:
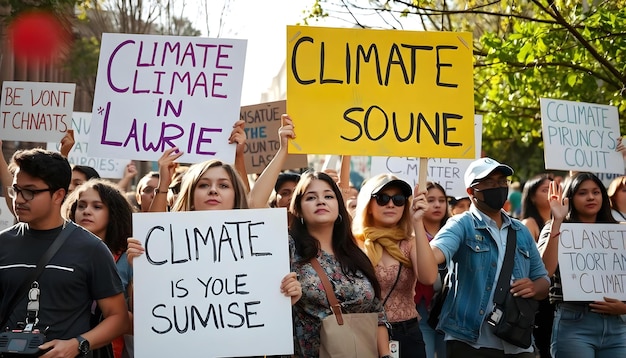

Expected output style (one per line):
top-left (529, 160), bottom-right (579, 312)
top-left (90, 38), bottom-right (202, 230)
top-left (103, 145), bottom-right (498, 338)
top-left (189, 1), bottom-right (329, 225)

top-left (552, 303), bottom-right (626, 358)
top-left (417, 298), bottom-right (446, 358)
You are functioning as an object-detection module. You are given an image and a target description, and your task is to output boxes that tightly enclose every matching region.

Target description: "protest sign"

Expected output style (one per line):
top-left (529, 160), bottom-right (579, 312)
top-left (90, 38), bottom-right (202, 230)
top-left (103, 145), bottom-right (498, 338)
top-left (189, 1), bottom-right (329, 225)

top-left (286, 26), bottom-right (475, 158)
top-left (89, 33), bottom-right (247, 163)
top-left (240, 100), bottom-right (308, 173)
top-left (541, 98), bottom-right (622, 173)
top-left (47, 112), bottom-right (126, 178)
top-left (132, 208), bottom-right (293, 357)
top-left (594, 172), bottom-right (624, 189)
top-left (370, 115), bottom-right (482, 197)
top-left (0, 81), bottom-right (75, 142)
top-left (558, 223), bottom-right (626, 301)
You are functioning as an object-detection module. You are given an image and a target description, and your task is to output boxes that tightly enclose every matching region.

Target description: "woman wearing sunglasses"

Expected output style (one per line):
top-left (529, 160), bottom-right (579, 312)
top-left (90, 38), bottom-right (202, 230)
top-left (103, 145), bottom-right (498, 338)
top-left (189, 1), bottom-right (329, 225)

top-left (353, 174), bottom-right (438, 358)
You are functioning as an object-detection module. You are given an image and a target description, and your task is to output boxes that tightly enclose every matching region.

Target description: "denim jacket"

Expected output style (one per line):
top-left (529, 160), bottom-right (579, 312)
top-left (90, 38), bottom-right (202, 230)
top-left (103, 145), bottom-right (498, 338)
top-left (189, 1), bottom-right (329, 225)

top-left (431, 207), bottom-right (548, 343)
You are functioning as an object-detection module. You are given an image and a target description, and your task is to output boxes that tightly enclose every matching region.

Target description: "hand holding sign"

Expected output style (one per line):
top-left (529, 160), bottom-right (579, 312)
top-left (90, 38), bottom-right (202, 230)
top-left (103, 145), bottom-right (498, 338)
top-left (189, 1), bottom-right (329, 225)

top-left (229, 119), bottom-right (247, 155)
top-left (588, 297), bottom-right (626, 315)
top-left (280, 272), bottom-right (302, 306)
top-left (59, 130), bottom-right (75, 157)
top-left (410, 185), bottom-right (429, 222)
top-left (617, 137), bottom-right (626, 164)
top-left (280, 114), bottom-right (296, 150)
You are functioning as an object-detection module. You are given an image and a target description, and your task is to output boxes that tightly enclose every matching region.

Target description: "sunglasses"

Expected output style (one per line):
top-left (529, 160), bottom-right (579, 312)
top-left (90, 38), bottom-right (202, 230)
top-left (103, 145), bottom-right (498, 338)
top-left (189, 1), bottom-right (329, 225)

top-left (169, 183), bottom-right (181, 195)
top-left (372, 193), bottom-right (408, 206)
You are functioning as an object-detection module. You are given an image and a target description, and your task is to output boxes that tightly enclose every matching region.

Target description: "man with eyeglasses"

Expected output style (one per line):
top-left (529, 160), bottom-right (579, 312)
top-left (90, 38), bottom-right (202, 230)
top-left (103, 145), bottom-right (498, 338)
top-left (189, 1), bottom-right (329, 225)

top-left (0, 148), bottom-right (129, 357)
top-left (429, 157), bottom-right (550, 357)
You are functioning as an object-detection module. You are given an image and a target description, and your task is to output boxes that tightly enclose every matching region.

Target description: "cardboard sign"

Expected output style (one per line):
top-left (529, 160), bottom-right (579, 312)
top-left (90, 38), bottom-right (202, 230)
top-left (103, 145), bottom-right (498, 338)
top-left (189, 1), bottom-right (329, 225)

top-left (370, 115), bottom-right (482, 197)
top-left (558, 223), bottom-right (626, 301)
top-left (89, 33), bottom-right (247, 163)
top-left (541, 98), bottom-right (622, 173)
top-left (240, 100), bottom-right (308, 173)
top-left (0, 81), bottom-right (75, 142)
top-left (47, 112), bottom-right (126, 179)
top-left (132, 208), bottom-right (293, 357)
top-left (286, 26), bottom-right (475, 158)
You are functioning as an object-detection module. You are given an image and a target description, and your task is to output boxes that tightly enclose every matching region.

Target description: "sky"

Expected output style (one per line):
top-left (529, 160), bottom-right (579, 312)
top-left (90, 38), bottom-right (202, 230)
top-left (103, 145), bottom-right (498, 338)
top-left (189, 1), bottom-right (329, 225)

top-left (182, 0), bottom-right (425, 105)
top-left (184, 0), bottom-right (315, 105)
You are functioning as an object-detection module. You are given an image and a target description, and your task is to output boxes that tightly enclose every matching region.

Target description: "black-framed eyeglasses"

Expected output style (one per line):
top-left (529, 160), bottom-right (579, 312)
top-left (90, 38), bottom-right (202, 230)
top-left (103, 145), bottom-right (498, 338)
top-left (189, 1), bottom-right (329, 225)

top-left (7, 185), bottom-right (54, 201)
top-left (372, 193), bottom-right (408, 207)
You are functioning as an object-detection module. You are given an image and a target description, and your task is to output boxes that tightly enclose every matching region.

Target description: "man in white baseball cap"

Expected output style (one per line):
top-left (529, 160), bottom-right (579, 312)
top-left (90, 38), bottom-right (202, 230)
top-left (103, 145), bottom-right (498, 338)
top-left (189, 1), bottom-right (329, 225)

top-left (429, 157), bottom-right (549, 357)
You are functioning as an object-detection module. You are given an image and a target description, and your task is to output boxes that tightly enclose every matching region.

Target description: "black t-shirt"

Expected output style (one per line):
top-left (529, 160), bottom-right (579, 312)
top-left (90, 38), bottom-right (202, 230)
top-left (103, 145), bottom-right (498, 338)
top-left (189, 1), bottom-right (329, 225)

top-left (0, 222), bottom-right (123, 341)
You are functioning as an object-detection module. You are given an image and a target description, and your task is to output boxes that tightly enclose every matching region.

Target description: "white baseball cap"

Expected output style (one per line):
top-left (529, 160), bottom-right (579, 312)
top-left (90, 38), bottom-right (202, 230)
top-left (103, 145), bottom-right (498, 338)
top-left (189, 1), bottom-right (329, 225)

top-left (464, 158), bottom-right (514, 188)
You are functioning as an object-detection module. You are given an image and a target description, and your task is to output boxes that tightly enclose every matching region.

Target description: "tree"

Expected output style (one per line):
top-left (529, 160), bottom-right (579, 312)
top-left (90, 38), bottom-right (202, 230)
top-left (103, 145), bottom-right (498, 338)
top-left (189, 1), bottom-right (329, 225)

top-left (304, 0), bottom-right (626, 180)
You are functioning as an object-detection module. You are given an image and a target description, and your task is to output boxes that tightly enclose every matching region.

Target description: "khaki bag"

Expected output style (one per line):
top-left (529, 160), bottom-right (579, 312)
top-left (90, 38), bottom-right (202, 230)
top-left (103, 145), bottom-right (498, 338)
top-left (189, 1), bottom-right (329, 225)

top-left (311, 258), bottom-right (379, 358)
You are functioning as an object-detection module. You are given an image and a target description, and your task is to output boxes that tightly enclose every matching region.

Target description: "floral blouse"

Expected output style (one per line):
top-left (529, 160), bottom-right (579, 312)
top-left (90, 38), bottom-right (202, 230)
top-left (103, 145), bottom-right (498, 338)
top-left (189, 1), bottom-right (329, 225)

top-left (289, 236), bottom-right (386, 357)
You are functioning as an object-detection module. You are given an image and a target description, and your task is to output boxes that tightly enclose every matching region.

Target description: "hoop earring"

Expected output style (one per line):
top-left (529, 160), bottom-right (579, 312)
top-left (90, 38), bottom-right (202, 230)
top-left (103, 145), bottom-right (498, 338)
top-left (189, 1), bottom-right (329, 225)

top-left (336, 214), bottom-right (343, 224)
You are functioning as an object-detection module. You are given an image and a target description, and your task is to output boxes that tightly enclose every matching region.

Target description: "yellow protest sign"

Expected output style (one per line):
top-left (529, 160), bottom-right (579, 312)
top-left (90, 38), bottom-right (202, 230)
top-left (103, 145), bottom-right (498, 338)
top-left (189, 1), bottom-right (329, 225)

top-left (287, 26), bottom-right (474, 158)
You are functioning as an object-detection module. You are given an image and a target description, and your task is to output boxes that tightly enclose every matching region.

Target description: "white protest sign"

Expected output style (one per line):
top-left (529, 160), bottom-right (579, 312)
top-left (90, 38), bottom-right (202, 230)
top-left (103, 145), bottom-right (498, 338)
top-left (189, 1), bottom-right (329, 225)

top-left (46, 112), bottom-right (126, 179)
top-left (0, 199), bottom-right (13, 231)
top-left (541, 98), bottom-right (622, 173)
top-left (89, 33), bottom-right (247, 163)
top-left (558, 223), bottom-right (626, 301)
top-left (594, 172), bottom-right (624, 189)
top-left (370, 115), bottom-right (482, 198)
top-left (132, 208), bottom-right (293, 358)
top-left (0, 81), bottom-right (75, 142)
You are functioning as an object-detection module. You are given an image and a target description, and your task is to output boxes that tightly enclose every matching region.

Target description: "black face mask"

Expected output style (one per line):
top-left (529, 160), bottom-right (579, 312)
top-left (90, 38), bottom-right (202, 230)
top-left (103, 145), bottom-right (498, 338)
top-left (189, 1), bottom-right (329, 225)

top-left (475, 187), bottom-right (509, 211)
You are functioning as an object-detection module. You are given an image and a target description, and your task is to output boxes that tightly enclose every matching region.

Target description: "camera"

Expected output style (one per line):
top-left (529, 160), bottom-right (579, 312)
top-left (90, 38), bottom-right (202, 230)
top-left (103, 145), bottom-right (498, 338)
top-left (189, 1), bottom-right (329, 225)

top-left (0, 328), bottom-right (46, 357)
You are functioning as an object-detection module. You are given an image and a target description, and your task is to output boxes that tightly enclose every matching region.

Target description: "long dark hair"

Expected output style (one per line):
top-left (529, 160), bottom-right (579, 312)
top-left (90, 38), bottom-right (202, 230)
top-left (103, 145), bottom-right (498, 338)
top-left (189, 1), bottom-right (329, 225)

top-left (562, 172), bottom-right (616, 223)
top-left (65, 179), bottom-right (133, 254)
top-left (289, 171), bottom-right (381, 298)
top-left (521, 174), bottom-right (552, 228)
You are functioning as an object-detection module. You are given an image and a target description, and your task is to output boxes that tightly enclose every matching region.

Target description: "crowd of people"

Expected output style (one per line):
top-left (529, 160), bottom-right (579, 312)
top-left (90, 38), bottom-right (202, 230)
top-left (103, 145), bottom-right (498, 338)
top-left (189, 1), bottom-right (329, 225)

top-left (1, 115), bottom-right (626, 358)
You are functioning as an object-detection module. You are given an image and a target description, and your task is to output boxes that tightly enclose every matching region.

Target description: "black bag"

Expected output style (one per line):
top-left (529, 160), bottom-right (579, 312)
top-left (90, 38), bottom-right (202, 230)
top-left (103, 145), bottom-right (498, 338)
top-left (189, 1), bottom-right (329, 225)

top-left (427, 267), bottom-right (449, 332)
top-left (491, 293), bottom-right (539, 348)
top-left (488, 228), bottom-right (539, 349)
top-left (90, 301), bottom-right (115, 358)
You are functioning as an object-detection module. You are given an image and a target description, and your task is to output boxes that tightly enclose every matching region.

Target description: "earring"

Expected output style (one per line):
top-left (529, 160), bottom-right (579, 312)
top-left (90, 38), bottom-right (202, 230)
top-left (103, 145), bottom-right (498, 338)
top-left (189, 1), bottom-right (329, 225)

top-left (336, 214), bottom-right (343, 224)
top-left (300, 217), bottom-right (304, 225)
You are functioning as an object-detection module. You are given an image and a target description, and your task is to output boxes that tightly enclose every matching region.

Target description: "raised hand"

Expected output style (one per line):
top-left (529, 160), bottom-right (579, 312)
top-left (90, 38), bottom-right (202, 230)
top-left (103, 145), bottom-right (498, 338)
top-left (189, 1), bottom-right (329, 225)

top-left (59, 129), bottom-right (75, 157)
top-left (279, 114), bottom-right (296, 150)
top-left (158, 147), bottom-right (183, 187)
top-left (229, 119), bottom-right (246, 155)
top-left (410, 184), bottom-right (429, 223)
top-left (548, 180), bottom-right (568, 222)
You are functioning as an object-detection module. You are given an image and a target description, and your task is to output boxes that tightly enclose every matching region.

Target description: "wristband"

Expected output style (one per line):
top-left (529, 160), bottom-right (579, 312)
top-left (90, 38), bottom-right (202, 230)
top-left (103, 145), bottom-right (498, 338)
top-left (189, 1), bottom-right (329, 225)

top-left (550, 232), bottom-right (561, 239)
top-left (155, 189), bottom-right (168, 194)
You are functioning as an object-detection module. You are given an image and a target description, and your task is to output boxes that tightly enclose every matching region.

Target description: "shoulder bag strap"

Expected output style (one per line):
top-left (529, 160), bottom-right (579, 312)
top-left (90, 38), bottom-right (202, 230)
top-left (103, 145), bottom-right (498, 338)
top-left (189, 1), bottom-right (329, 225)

top-left (0, 222), bottom-right (77, 329)
top-left (310, 257), bottom-right (344, 325)
top-left (382, 263), bottom-right (402, 308)
top-left (493, 226), bottom-right (517, 306)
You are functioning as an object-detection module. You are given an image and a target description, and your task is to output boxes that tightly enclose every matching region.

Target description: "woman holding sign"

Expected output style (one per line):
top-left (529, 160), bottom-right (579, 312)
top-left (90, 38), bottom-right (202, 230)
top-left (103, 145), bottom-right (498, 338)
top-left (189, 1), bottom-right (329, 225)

top-left (352, 174), bottom-right (437, 358)
top-left (538, 172), bottom-right (626, 357)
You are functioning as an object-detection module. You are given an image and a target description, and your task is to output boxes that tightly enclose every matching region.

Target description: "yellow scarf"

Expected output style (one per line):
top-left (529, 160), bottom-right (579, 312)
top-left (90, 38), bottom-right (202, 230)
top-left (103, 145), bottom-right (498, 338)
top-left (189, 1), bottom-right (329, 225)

top-left (358, 227), bottom-right (412, 268)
